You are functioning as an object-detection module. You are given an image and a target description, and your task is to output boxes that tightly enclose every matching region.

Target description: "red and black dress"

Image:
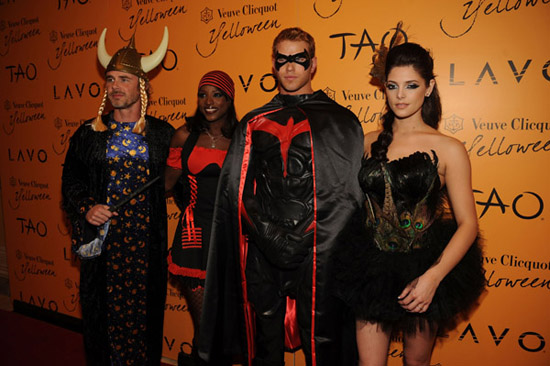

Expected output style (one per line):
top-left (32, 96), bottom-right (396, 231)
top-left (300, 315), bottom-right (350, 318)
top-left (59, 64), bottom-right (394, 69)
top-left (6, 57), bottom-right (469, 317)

top-left (167, 131), bottom-right (227, 288)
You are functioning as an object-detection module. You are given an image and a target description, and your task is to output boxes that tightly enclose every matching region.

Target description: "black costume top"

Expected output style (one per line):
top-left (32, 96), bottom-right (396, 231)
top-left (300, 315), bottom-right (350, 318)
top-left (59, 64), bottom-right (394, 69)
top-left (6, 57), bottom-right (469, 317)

top-left (62, 114), bottom-right (174, 365)
top-left (335, 151), bottom-right (485, 334)
top-left (167, 130), bottom-right (227, 288)
top-left (198, 91), bottom-right (364, 365)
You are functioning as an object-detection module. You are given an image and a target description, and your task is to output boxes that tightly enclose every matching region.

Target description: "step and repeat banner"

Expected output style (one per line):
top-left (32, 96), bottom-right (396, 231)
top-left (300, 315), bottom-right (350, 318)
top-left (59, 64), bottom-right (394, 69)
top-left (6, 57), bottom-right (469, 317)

top-left (0, 0), bottom-right (548, 365)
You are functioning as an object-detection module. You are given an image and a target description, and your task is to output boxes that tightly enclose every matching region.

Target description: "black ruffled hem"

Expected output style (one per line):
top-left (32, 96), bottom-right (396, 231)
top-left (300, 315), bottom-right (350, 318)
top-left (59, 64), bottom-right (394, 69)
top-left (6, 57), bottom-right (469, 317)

top-left (333, 216), bottom-right (485, 335)
top-left (169, 272), bottom-right (205, 291)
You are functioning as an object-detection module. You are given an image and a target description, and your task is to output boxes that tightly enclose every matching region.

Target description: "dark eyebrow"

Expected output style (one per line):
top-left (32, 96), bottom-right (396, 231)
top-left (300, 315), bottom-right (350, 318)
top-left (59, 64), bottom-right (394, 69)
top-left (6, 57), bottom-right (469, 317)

top-left (386, 79), bottom-right (420, 84)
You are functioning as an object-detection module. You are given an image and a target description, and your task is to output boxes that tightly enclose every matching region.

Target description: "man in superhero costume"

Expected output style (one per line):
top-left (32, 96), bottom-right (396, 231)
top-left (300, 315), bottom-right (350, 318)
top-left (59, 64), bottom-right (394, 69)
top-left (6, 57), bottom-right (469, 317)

top-left (199, 28), bottom-right (363, 366)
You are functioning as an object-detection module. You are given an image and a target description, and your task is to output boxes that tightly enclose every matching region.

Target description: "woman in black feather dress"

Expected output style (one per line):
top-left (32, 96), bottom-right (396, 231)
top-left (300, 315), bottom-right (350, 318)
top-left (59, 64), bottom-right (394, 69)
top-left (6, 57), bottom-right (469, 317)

top-left (335, 37), bottom-right (485, 366)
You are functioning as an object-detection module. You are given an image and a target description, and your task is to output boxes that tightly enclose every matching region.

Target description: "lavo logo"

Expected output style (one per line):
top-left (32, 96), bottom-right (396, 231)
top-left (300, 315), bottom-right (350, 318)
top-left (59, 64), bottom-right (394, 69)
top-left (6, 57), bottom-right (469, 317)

top-left (8, 148), bottom-right (48, 163)
top-left (459, 323), bottom-right (546, 353)
top-left (53, 81), bottom-right (101, 100)
top-left (474, 188), bottom-right (544, 220)
top-left (19, 291), bottom-right (58, 312)
top-left (238, 73), bottom-right (277, 93)
top-left (163, 338), bottom-right (192, 354)
top-left (449, 59), bottom-right (550, 85)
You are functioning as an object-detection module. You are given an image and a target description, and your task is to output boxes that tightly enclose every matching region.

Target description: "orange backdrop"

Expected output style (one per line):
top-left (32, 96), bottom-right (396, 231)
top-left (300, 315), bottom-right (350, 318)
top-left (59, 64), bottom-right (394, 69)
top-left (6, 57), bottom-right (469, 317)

top-left (0, 1), bottom-right (548, 365)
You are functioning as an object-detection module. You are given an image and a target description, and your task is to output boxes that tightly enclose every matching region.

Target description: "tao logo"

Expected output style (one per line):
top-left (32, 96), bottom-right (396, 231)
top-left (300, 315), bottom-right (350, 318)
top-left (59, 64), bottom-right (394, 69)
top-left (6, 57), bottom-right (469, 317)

top-left (474, 188), bottom-right (544, 219)
top-left (6, 63), bottom-right (37, 82)
top-left (17, 217), bottom-right (47, 237)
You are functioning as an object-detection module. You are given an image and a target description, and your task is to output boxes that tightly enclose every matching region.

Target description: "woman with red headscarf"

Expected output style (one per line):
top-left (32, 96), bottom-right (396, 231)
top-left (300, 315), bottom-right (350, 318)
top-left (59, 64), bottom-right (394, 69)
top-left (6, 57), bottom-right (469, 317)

top-left (165, 71), bottom-right (237, 366)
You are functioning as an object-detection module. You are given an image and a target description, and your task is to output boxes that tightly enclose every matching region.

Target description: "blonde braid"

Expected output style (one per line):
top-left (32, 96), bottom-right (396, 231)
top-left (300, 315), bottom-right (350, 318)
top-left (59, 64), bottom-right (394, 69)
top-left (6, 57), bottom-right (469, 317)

top-left (132, 78), bottom-right (147, 135)
top-left (92, 89), bottom-right (108, 132)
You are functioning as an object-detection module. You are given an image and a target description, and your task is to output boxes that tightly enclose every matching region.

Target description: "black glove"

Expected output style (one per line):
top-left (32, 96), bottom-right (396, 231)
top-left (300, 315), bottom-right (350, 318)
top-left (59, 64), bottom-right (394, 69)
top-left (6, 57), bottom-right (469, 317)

top-left (252, 217), bottom-right (313, 269)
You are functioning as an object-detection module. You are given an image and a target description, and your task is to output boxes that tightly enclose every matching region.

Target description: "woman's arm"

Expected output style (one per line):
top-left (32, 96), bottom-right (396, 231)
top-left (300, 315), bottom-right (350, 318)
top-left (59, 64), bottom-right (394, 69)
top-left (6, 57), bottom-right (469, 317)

top-left (165, 126), bottom-right (190, 193)
top-left (398, 137), bottom-right (478, 312)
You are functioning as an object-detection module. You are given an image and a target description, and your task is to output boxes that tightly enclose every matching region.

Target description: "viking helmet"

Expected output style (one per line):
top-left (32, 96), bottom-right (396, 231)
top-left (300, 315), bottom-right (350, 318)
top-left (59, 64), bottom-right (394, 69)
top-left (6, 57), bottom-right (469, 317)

top-left (97, 27), bottom-right (169, 80)
top-left (93, 27), bottom-right (169, 134)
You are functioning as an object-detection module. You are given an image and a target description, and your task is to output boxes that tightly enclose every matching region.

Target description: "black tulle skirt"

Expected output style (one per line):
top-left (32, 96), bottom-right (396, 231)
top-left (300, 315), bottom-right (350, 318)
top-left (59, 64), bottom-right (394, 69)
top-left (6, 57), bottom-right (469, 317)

top-left (333, 217), bottom-right (486, 335)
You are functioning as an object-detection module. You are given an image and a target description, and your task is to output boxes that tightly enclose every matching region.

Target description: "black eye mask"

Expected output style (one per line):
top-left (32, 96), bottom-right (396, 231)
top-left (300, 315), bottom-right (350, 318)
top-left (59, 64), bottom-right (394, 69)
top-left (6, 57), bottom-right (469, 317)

top-left (274, 50), bottom-right (311, 71)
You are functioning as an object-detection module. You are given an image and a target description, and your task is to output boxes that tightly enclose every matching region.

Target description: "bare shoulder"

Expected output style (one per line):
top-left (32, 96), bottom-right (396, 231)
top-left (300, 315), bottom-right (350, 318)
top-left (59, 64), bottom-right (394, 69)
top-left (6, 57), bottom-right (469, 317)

top-left (433, 132), bottom-right (467, 156)
top-left (364, 130), bottom-right (382, 155)
top-left (175, 124), bottom-right (191, 137)
top-left (170, 125), bottom-right (192, 147)
top-left (430, 132), bottom-right (470, 173)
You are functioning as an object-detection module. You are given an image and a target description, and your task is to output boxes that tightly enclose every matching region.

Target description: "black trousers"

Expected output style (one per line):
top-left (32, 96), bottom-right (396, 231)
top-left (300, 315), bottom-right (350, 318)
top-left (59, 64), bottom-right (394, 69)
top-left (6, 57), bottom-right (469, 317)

top-left (246, 243), bottom-right (314, 366)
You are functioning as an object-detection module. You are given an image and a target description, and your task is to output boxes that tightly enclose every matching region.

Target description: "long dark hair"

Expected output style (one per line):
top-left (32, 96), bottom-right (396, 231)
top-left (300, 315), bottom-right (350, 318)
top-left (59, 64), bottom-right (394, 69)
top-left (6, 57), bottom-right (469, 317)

top-left (185, 92), bottom-right (238, 138)
top-left (371, 42), bottom-right (442, 161)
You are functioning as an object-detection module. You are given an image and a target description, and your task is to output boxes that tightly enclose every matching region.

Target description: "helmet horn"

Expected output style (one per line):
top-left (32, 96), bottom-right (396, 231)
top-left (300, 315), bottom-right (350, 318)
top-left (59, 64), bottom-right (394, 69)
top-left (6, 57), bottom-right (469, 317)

top-left (97, 28), bottom-right (112, 69)
top-left (141, 26), bottom-right (169, 73)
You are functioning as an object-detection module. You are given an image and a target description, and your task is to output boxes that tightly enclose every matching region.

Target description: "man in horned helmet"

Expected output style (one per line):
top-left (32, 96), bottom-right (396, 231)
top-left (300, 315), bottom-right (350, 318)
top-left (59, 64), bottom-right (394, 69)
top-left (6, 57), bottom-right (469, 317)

top-left (62, 27), bottom-right (174, 365)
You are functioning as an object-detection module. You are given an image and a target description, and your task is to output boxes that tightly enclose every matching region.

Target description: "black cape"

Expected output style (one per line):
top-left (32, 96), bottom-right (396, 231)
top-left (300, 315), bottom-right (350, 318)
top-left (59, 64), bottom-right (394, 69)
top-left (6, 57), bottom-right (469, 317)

top-left (199, 91), bottom-right (364, 365)
top-left (61, 114), bottom-right (174, 365)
